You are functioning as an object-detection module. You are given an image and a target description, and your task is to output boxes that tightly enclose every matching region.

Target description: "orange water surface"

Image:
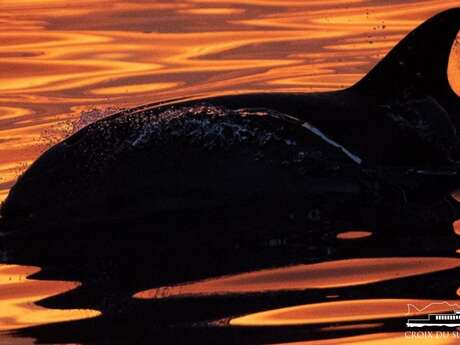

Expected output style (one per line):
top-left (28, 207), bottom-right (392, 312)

top-left (134, 257), bottom-right (460, 298)
top-left (0, 264), bottom-right (99, 333)
top-left (336, 231), bottom-right (373, 239)
top-left (1, 1), bottom-right (460, 344)
top-left (273, 332), bottom-right (459, 345)
top-left (230, 299), bottom-right (460, 326)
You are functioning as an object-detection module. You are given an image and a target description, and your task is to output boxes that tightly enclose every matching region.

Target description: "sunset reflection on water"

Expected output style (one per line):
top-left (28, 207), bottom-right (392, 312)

top-left (1, 0), bottom-right (460, 343)
top-left (0, 264), bottom-right (99, 331)
top-left (134, 258), bottom-right (460, 298)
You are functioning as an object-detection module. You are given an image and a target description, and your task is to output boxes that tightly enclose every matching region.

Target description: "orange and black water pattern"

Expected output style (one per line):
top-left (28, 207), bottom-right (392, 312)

top-left (1, 1), bottom-right (460, 344)
top-left (0, 264), bottom-right (99, 343)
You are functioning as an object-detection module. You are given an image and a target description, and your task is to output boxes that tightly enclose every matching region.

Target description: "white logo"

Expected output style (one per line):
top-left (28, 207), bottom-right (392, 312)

top-left (406, 302), bottom-right (460, 328)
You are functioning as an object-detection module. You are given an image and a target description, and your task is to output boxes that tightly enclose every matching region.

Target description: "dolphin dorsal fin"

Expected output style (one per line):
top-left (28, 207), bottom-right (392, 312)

top-left (352, 8), bottom-right (460, 111)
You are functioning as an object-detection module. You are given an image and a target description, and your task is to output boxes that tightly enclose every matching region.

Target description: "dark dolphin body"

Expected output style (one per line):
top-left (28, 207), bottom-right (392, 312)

top-left (3, 7), bottom-right (460, 229)
top-left (0, 8), bottom-right (459, 250)
top-left (2, 8), bottom-right (460, 345)
top-left (2, 9), bottom-right (460, 248)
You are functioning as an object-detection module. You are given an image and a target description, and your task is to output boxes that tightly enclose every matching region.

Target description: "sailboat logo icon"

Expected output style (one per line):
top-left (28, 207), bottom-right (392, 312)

top-left (406, 302), bottom-right (460, 328)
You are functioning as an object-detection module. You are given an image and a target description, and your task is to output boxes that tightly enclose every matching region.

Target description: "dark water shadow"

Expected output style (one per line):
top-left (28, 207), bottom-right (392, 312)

top-left (1, 219), bottom-right (459, 344)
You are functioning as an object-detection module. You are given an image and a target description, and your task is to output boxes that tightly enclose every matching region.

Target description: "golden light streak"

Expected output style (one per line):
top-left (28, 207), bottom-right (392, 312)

top-left (336, 231), bottom-right (373, 239)
top-left (0, 264), bottom-right (100, 331)
top-left (230, 299), bottom-right (460, 326)
top-left (134, 257), bottom-right (460, 299)
top-left (272, 332), bottom-right (457, 345)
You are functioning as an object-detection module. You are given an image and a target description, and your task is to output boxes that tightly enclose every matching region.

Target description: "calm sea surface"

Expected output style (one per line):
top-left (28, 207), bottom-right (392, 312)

top-left (1, 1), bottom-right (460, 344)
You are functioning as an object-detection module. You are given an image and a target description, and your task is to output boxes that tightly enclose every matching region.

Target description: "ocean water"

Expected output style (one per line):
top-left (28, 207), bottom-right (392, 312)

top-left (1, 1), bottom-right (460, 344)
